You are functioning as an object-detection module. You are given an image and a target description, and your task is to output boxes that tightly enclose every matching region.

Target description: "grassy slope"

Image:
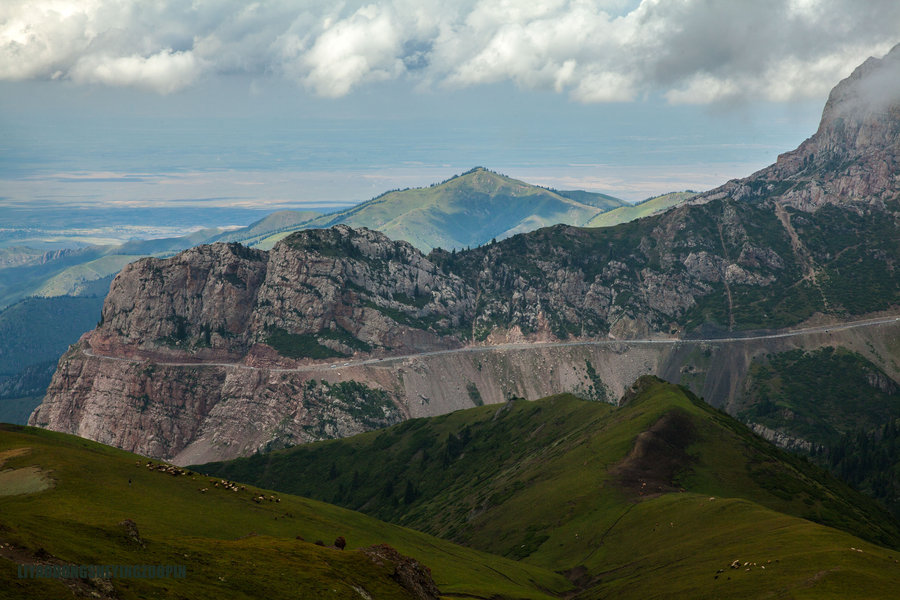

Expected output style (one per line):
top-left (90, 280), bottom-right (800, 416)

top-left (585, 191), bottom-right (696, 227)
top-left (0, 237), bottom-right (217, 308)
top-left (31, 255), bottom-right (142, 298)
top-left (199, 378), bottom-right (900, 598)
top-left (291, 168), bottom-right (614, 251)
top-left (211, 210), bottom-right (321, 247)
top-left (552, 189), bottom-right (628, 210)
top-left (0, 424), bottom-right (570, 600)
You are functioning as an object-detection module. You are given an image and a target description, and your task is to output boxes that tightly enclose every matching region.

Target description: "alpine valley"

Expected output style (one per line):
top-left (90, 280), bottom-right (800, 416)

top-left (6, 42), bottom-right (900, 600)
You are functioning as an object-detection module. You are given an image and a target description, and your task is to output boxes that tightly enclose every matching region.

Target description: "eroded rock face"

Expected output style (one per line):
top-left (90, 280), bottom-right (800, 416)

top-left (92, 243), bottom-right (268, 359)
top-left (734, 43), bottom-right (900, 211)
top-left (91, 227), bottom-right (473, 364)
top-left (32, 343), bottom-right (407, 464)
top-left (361, 544), bottom-right (441, 600)
top-left (247, 227), bottom-right (473, 356)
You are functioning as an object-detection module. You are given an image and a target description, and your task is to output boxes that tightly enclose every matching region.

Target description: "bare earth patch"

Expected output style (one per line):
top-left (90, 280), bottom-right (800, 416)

top-left (0, 466), bottom-right (53, 496)
top-left (611, 409), bottom-right (696, 498)
top-left (0, 448), bottom-right (54, 495)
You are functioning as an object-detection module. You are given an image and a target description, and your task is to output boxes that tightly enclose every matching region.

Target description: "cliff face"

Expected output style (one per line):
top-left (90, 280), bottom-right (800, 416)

top-left (90, 227), bottom-right (473, 364)
top-left (91, 243), bottom-right (268, 359)
top-left (31, 46), bottom-right (900, 463)
top-left (720, 42), bottom-right (900, 210)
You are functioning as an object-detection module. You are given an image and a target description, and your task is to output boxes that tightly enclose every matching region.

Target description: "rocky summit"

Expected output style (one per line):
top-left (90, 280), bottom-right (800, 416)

top-left (30, 45), bottom-right (900, 464)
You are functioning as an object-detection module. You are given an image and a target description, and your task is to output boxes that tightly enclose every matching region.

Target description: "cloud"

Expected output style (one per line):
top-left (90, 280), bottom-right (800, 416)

top-left (2, 0), bottom-right (899, 104)
top-left (69, 49), bottom-right (204, 93)
top-left (295, 4), bottom-right (406, 97)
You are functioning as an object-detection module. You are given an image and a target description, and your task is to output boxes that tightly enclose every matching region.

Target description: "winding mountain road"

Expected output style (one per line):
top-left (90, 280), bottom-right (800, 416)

top-left (81, 314), bottom-right (900, 374)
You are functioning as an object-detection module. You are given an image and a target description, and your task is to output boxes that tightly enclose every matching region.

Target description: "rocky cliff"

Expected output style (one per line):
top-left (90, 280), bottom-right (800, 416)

top-left (31, 45), bottom-right (900, 463)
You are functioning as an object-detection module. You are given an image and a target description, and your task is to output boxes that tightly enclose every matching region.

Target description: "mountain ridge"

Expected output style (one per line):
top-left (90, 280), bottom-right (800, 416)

top-left (195, 378), bottom-right (900, 598)
top-left (286, 167), bottom-right (629, 251)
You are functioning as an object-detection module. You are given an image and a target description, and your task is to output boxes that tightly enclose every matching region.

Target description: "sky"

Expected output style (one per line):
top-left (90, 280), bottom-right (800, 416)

top-left (2, 0), bottom-right (899, 220)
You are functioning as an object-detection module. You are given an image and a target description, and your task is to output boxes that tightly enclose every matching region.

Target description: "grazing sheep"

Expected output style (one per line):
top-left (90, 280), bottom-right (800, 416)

top-left (334, 536), bottom-right (346, 550)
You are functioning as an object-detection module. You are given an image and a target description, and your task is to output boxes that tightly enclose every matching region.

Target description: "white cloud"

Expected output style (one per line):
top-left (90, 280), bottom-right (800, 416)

top-left (300, 4), bottom-right (405, 97)
top-left (572, 70), bottom-right (638, 103)
top-left (69, 49), bottom-right (204, 94)
top-left (1, 0), bottom-right (898, 103)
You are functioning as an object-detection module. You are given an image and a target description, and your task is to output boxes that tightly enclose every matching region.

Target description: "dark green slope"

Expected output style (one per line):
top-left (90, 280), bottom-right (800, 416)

top-left (0, 424), bottom-right (570, 599)
top-left (738, 346), bottom-right (900, 517)
top-left (0, 296), bottom-right (105, 424)
top-left (198, 378), bottom-right (900, 599)
top-left (586, 190), bottom-right (696, 227)
top-left (741, 346), bottom-right (900, 446)
top-left (0, 296), bottom-right (103, 376)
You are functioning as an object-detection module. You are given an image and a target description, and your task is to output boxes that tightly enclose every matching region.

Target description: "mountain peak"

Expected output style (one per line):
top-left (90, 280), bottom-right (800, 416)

top-left (820, 42), bottom-right (900, 129)
top-left (442, 167), bottom-right (523, 191)
top-left (705, 43), bottom-right (900, 210)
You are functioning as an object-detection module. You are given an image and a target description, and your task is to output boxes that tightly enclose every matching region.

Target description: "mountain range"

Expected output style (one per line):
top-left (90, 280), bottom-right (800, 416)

top-left (0, 169), bottom-right (658, 425)
top-left (0, 169), bottom-right (635, 312)
top-left (7, 39), bottom-right (900, 600)
top-left (27, 44), bottom-right (900, 469)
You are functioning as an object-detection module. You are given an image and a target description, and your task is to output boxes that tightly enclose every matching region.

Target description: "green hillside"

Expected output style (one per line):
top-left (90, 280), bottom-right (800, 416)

top-left (547, 188), bottom-right (627, 210)
top-left (31, 255), bottom-right (141, 298)
top-left (198, 378), bottom-right (900, 598)
top-left (0, 424), bottom-right (570, 599)
top-left (740, 347), bottom-right (900, 447)
top-left (210, 210), bottom-right (321, 247)
top-left (586, 191), bottom-right (696, 227)
top-left (273, 168), bottom-right (625, 251)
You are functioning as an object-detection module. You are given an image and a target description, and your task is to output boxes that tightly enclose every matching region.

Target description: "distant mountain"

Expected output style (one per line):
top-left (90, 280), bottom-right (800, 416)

top-left (0, 232), bottom-right (230, 309)
top-left (0, 171), bottom-right (626, 306)
top-left (541, 187), bottom-right (627, 209)
top-left (209, 210), bottom-right (321, 247)
top-left (586, 190), bottom-right (696, 227)
top-left (197, 378), bottom-right (900, 598)
top-left (293, 167), bottom-right (628, 251)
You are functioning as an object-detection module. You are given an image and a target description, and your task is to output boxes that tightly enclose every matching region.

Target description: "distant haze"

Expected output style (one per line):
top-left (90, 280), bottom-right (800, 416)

top-left (2, 2), bottom-right (897, 211)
